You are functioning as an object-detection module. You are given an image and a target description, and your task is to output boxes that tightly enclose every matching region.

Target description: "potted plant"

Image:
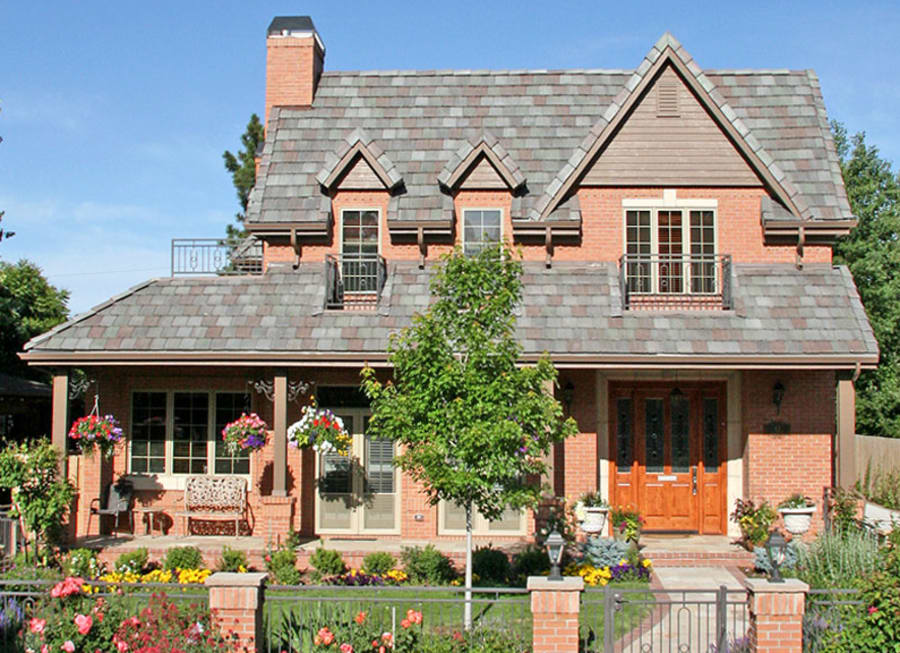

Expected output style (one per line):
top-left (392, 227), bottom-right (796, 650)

top-left (575, 491), bottom-right (609, 534)
top-left (777, 494), bottom-right (816, 535)
top-left (610, 505), bottom-right (644, 545)
top-left (287, 400), bottom-right (352, 455)
top-left (221, 413), bottom-right (269, 454)
top-left (730, 498), bottom-right (777, 550)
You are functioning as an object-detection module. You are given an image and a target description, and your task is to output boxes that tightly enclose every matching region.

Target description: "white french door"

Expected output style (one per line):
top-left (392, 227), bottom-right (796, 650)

top-left (315, 409), bottom-right (399, 534)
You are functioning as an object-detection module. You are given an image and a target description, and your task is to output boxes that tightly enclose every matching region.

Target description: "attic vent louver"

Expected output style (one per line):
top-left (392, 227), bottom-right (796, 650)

top-left (657, 82), bottom-right (679, 117)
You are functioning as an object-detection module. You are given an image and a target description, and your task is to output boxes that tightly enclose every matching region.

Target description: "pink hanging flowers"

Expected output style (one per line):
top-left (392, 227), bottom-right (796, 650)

top-left (222, 412), bottom-right (269, 454)
top-left (68, 415), bottom-right (123, 458)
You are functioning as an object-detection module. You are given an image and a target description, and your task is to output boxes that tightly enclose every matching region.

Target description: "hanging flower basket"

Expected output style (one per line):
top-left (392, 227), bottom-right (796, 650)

top-left (287, 402), bottom-right (351, 455)
top-left (68, 414), bottom-right (124, 458)
top-left (221, 413), bottom-right (269, 455)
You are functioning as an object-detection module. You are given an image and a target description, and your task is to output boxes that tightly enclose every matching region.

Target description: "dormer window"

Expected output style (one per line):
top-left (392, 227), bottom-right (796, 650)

top-left (462, 209), bottom-right (502, 256)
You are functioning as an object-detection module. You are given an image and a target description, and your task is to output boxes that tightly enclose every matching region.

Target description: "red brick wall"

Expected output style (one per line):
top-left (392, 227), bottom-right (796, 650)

top-left (743, 370), bottom-right (835, 538)
top-left (556, 370), bottom-right (598, 501)
top-left (263, 187), bottom-right (831, 268)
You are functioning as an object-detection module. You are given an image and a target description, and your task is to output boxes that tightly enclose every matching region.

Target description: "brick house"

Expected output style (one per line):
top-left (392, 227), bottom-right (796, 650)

top-left (22, 17), bottom-right (876, 547)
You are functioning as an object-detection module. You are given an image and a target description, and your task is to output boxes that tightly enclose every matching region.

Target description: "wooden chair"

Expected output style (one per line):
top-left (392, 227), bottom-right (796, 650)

top-left (88, 480), bottom-right (134, 537)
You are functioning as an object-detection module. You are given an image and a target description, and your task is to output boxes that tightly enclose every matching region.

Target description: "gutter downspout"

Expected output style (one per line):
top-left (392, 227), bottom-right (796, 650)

top-left (290, 227), bottom-right (301, 269)
top-left (545, 225), bottom-right (553, 269)
top-left (795, 223), bottom-right (806, 270)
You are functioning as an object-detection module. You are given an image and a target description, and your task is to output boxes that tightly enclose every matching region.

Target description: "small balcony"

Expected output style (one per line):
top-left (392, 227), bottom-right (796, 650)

top-left (171, 238), bottom-right (263, 276)
top-left (325, 253), bottom-right (388, 310)
top-left (619, 253), bottom-right (733, 311)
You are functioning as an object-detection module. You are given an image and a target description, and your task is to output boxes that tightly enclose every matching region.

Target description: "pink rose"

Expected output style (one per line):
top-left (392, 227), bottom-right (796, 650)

top-left (41, 646), bottom-right (49, 653)
top-left (116, 640), bottom-right (129, 652)
top-left (29, 617), bottom-right (46, 633)
top-left (75, 613), bottom-right (93, 635)
top-left (340, 645), bottom-right (354, 653)
top-left (63, 642), bottom-right (76, 653)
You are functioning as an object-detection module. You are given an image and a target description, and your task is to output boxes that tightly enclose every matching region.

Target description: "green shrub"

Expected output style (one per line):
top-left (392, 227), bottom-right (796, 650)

top-left (114, 548), bottom-right (149, 574)
top-left (830, 487), bottom-right (860, 532)
top-left (582, 536), bottom-right (630, 568)
top-left (216, 545), bottom-right (249, 572)
top-left (266, 546), bottom-right (301, 585)
top-left (309, 547), bottom-right (346, 581)
top-left (753, 541), bottom-right (802, 575)
top-left (795, 528), bottom-right (880, 588)
top-left (362, 551), bottom-right (396, 576)
top-left (162, 546), bottom-right (204, 571)
top-left (63, 548), bottom-right (104, 579)
top-left (511, 545), bottom-right (549, 584)
top-left (401, 545), bottom-right (457, 585)
top-left (472, 546), bottom-right (510, 586)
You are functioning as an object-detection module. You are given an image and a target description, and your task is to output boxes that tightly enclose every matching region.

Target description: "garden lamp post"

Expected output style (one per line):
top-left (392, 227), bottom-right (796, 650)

top-left (545, 528), bottom-right (565, 581)
top-left (765, 529), bottom-right (787, 583)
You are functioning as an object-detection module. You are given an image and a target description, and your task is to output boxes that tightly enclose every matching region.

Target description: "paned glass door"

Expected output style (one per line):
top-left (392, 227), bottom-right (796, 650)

top-left (316, 409), bottom-right (398, 534)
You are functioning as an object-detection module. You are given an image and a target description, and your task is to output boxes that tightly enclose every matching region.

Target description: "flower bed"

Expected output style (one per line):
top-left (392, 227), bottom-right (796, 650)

top-left (565, 559), bottom-right (652, 586)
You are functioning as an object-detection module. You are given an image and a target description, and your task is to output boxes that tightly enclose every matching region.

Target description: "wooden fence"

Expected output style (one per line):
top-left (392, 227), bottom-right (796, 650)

top-left (855, 434), bottom-right (900, 483)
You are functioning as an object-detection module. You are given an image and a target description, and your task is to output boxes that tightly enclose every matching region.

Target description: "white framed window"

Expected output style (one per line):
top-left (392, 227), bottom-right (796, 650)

top-left (129, 390), bottom-right (251, 480)
top-left (438, 501), bottom-right (526, 536)
top-left (623, 200), bottom-right (717, 295)
top-left (462, 208), bottom-right (502, 256)
top-left (339, 209), bottom-right (380, 293)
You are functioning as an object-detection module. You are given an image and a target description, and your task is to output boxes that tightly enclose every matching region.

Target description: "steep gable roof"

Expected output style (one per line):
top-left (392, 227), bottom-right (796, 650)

top-left (316, 127), bottom-right (403, 191)
top-left (533, 33), bottom-right (807, 221)
top-left (437, 132), bottom-right (526, 191)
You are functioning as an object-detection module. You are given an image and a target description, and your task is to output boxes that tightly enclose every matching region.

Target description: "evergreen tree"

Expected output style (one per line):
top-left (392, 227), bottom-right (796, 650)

top-left (222, 113), bottom-right (264, 241)
top-left (832, 122), bottom-right (900, 436)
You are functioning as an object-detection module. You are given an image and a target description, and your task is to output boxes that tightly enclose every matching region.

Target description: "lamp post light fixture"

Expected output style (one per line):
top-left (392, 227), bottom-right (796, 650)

top-left (545, 528), bottom-right (565, 581)
top-left (773, 381), bottom-right (786, 414)
top-left (765, 529), bottom-right (787, 583)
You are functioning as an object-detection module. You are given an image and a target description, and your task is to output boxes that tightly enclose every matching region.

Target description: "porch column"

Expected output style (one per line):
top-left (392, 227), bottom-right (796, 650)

top-left (206, 572), bottom-right (267, 652)
top-left (836, 375), bottom-right (857, 488)
top-left (51, 370), bottom-right (70, 476)
top-left (744, 578), bottom-right (808, 652)
top-left (273, 370), bottom-right (288, 497)
top-left (528, 576), bottom-right (584, 653)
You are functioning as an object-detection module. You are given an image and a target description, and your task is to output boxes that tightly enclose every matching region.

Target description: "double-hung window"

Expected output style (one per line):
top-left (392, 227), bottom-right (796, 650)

top-left (462, 209), bottom-right (501, 256)
top-left (340, 209), bottom-right (379, 293)
top-left (130, 391), bottom-right (251, 477)
top-left (625, 207), bottom-right (717, 294)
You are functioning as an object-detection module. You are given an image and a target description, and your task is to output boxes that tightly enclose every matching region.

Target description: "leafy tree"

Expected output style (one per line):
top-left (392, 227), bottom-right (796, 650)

top-left (362, 245), bottom-right (577, 626)
top-left (0, 439), bottom-right (75, 559)
top-left (0, 259), bottom-right (69, 378)
top-left (832, 122), bottom-right (900, 437)
top-left (222, 113), bottom-right (264, 241)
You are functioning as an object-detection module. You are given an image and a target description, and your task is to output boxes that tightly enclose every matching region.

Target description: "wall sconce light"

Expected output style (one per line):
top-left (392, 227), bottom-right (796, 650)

top-left (562, 382), bottom-right (575, 412)
top-left (773, 381), bottom-right (785, 414)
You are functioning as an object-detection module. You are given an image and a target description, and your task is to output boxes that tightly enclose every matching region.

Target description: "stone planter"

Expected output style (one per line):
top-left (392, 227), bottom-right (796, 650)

top-left (863, 500), bottom-right (900, 533)
top-left (581, 507), bottom-right (608, 534)
top-left (779, 506), bottom-right (815, 535)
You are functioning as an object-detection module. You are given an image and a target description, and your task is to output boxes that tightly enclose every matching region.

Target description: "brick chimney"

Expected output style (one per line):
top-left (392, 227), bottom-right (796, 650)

top-left (265, 16), bottom-right (325, 128)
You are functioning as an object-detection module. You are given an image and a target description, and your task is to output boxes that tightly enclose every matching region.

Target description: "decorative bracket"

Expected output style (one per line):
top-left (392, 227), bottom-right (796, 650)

top-left (248, 378), bottom-right (312, 403)
top-left (68, 376), bottom-right (96, 401)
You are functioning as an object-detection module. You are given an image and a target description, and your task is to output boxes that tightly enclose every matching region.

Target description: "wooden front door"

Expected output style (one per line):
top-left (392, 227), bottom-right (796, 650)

top-left (609, 383), bottom-right (727, 534)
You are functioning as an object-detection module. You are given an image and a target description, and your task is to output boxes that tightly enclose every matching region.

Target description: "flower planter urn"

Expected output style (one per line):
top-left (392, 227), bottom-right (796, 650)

top-left (581, 507), bottom-right (608, 534)
top-left (779, 506), bottom-right (815, 535)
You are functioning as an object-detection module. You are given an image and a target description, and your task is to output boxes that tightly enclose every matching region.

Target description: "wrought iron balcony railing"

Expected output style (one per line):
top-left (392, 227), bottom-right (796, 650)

top-left (618, 253), bottom-right (733, 310)
top-left (325, 253), bottom-right (388, 310)
top-left (171, 238), bottom-right (263, 276)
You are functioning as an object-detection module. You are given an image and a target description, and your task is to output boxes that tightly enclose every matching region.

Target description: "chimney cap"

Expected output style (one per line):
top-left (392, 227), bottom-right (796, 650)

top-left (267, 16), bottom-right (317, 36)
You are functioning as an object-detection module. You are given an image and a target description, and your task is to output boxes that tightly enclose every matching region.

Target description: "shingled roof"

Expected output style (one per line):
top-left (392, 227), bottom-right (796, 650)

top-left (247, 34), bottom-right (852, 232)
top-left (22, 262), bottom-right (877, 368)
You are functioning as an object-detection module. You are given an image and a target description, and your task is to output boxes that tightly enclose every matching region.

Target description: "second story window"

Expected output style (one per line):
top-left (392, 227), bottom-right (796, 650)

top-left (625, 208), bottom-right (717, 294)
top-left (341, 209), bottom-right (379, 293)
top-left (462, 209), bottom-right (501, 256)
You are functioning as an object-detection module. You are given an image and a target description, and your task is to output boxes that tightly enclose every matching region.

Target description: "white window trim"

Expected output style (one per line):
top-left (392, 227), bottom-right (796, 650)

top-left (338, 208), bottom-right (382, 256)
top-left (126, 389), bottom-right (252, 491)
top-left (461, 207), bottom-right (504, 255)
top-left (437, 500), bottom-right (527, 536)
top-left (622, 197), bottom-right (718, 296)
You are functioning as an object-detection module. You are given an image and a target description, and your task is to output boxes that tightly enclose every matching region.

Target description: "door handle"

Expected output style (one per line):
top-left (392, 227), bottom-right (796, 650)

top-left (691, 467), bottom-right (698, 496)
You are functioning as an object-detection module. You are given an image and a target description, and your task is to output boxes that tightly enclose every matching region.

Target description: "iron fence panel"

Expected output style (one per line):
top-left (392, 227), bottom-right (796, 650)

top-left (804, 588), bottom-right (864, 653)
top-left (263, 585), bottom-right (531, 653)
top-left (581, 585), bottom-right (749, 653)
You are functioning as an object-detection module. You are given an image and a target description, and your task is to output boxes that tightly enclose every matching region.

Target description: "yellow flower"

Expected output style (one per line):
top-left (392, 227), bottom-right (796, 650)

top-left (237, 565), bottom-right (247, 573)
top-left (642, 558), bottom-right (653, 568)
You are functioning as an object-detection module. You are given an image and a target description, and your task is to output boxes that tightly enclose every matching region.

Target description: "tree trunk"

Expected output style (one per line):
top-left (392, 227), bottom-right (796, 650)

top-left (464, 502), bottom-right (473, 631)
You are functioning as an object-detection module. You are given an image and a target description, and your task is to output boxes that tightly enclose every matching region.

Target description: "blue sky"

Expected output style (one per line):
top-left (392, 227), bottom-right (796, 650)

top-left (2, 1), bottom-right (899, 315)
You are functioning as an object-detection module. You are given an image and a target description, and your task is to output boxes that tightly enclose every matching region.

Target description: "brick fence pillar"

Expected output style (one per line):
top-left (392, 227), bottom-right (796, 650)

top-left (743, 578), bottom-right (808, 652)
top-left (528, 576), bottom-right (584, 653)
top-left (206, 572), bottom-right (267, 652)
